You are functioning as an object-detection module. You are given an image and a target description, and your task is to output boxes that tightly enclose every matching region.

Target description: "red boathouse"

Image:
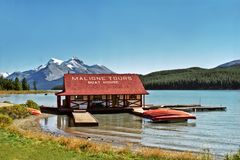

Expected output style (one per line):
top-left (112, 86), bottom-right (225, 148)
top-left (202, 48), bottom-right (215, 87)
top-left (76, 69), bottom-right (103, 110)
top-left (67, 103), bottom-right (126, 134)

top-left (55, 74), bottom-right (148, 112)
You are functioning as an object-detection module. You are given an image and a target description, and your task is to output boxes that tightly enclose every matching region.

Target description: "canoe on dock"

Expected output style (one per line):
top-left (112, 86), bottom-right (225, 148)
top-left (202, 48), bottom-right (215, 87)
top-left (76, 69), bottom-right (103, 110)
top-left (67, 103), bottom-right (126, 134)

top-left (27, 108), bottom-right (41, 115)
top-left (72, 110), bottom-right (98, 126)
top-left (132, 108), bottom-right (196, 123)
top-left (143, 109), bottom-right (196, 123)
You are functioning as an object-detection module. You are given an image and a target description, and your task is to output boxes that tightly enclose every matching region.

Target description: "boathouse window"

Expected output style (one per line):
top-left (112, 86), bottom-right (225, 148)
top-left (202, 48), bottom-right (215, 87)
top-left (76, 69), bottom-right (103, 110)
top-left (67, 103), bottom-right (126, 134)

top-left (75, 95), bottom-right (83, 100)
top-left (129, 95), bottom-right (137, 99)
top-left (93, 95), bottom-right (102, 101)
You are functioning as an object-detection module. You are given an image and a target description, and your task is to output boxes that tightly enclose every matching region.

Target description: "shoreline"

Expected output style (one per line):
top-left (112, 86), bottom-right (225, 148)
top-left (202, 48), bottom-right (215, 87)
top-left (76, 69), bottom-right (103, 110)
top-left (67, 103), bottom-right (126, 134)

top-left (0, 90), bottom-right (57, 95)
top-left (13, 114), bottom-right (143, 149)
top-left (11, 113), bottom-right (219, 159)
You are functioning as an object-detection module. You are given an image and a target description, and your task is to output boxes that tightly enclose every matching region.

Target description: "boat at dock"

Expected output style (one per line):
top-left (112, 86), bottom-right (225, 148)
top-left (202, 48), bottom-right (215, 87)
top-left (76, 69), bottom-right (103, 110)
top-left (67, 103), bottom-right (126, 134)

top-left (27, 108), bottom-right (41, 115)
top-left (143, 109), bottom-right (196, 123)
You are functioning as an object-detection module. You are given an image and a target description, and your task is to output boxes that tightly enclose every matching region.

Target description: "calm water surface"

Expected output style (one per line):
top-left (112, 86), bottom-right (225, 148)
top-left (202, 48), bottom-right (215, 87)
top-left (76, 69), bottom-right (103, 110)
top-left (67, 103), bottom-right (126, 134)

top-left (1, 90), bottom-right (240, 156)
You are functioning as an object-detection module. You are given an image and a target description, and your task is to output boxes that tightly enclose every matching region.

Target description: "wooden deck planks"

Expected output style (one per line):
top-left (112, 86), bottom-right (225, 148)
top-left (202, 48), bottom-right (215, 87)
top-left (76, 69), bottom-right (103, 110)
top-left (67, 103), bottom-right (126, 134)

top-left (131, 107), bottom-right (144, 116)
top-left (72, 111), bottom-right (98, 126)
top-left (172, 106), bottom-right (227, 112)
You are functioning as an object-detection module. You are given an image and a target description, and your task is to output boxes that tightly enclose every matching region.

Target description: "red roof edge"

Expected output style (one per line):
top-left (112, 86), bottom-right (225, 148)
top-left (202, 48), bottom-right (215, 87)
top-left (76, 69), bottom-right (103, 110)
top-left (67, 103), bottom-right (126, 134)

top-left (56, 73), bottom-right (148, 96)
top-left (55, 91), bottom-right (63, 96)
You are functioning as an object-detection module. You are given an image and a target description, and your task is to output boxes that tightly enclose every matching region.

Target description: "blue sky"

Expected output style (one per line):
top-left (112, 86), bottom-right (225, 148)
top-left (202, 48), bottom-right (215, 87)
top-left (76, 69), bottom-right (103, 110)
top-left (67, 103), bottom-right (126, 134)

top-left (0, 0), bottom-right (239, 74)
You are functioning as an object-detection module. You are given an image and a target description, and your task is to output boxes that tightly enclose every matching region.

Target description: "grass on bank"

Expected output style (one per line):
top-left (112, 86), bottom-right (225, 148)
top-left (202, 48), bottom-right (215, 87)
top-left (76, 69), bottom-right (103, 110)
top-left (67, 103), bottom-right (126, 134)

top-left (0, 101), bottom-right (40, 129)
top-left (0, 114), bottom-right (12, 128)
top-left (0, 105), bottom-right (30, 119)
top-left (225, 150), bottom-right (240, 160)
top-left (0, 126), bottom-right (212, 160)
top-left (0, 128), bottom-right (108, 160)
top-left (0, 101), bottom-right (40, 128)
top-left (0, 90), bottom-right (57, 94)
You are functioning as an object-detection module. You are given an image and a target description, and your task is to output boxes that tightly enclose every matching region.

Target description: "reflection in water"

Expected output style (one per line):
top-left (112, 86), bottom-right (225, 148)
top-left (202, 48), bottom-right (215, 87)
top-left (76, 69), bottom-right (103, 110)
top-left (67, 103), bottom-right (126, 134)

top-left (93, 113), bottom-right (142, 130)
top-left (57, 116), bottom-right (70, 130)
top-left (44, 118), bottom-right (48, 126)
top-left (40, 112), bottom-right (240, 156)
top-left (40, 114), bottom-right (198, 153)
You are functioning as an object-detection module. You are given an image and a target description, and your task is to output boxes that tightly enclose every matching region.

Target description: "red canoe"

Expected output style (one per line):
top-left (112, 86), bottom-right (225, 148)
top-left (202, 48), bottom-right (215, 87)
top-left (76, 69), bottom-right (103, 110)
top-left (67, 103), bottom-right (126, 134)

top-left (143, 109), bottom-right (196, 122)
top-left (27, 108), bottom-right (42, 115)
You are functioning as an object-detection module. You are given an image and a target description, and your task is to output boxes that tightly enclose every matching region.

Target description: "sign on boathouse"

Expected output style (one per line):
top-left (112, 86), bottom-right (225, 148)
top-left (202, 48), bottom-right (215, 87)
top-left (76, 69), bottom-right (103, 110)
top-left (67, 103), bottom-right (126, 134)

top-left (71, 75), bottom-right (133, 85)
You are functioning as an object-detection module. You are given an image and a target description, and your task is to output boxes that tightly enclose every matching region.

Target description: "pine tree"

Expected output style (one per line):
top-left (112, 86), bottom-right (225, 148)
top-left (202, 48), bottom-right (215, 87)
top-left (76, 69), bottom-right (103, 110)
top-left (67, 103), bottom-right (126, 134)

top-left (0, 76), bottom-right (3, 90)
top-left (14, 77), bottom-right (22, 90)
top-left (33, 81), bottom-right (37, 90)
top-left (22, 78), bottom-right (28, 90)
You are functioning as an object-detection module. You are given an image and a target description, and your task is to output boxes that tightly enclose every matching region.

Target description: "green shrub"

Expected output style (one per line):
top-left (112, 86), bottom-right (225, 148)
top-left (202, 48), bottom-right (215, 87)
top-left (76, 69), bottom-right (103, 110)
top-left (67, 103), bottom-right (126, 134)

top-left (3, 101), bottom-right (11, 104)
top-left (225, 149), bottom-right (240, 160)
top-left (26, 100), bottom-right (39, 110)
top-left (0, 105), bottom-right (30, 119)
top-left (0, 114), bottom-right (13, 128)
top-left (19, 104), bottom-right (27, 107)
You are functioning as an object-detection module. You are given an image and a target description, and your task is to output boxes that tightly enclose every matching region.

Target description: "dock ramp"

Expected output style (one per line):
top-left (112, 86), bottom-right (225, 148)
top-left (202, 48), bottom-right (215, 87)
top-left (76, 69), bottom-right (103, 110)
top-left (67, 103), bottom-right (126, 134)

top-left (72, 110), bottom-right (98, 126)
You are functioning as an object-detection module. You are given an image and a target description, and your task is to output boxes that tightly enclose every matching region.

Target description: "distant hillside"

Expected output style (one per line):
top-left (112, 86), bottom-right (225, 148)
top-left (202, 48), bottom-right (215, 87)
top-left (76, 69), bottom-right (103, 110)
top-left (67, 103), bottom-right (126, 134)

top-left (217, 59), bottom-right (240, 68)
top-left (141, 67), bottom-right (240, 90)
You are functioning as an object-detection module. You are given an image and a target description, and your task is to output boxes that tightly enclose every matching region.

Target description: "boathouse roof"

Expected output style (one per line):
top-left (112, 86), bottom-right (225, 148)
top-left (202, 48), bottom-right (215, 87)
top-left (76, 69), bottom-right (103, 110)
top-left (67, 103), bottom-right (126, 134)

top-left (56, 74), bottom-right (148, 96)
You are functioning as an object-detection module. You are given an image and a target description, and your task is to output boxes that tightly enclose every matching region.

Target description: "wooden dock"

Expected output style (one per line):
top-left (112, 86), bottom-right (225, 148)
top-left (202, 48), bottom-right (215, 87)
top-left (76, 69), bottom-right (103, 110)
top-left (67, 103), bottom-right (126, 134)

top-left (131, 107), bottom-right (144, 117)
top-left (171, 106), bottom-right (227, 112)
top-left (143, 104), bottom-right (226, 112)
top-left (72, 110), bottom-right (98, 126)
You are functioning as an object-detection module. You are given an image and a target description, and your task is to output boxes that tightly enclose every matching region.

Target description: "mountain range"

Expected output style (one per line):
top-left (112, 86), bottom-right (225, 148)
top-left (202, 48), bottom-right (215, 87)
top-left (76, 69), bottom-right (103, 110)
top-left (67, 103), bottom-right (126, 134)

top-left (5, 57), bottom-right (114, 90)
top-left (1, 58), bottom-right (240, 90)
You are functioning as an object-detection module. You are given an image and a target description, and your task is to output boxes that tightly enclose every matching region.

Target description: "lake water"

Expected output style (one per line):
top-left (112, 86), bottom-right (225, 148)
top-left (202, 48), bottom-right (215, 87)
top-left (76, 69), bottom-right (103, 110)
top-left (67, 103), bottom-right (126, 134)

top-left (1, 90), bottom-right (240, 156)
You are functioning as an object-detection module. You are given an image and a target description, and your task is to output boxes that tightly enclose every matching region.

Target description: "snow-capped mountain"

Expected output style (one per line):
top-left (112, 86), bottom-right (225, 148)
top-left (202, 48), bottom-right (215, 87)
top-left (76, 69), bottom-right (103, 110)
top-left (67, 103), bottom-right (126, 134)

top-left (0, 72), bottom-right (10, 78)
top-left (7, 57), bottom-right (114, 89)
top-left (217, 59), bottom-right (240, 68)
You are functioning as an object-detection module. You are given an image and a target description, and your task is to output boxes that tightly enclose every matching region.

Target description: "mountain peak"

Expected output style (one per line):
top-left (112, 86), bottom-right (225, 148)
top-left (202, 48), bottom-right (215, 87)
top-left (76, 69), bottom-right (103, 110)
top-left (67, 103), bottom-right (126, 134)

top-left (217, 59), bottom-right (240, 68)
top-left (48, 58), bottom-right (64, 65)
top-left (0, 72), bottom-right (10, 78)
top-left (66, 57), bottom-right (84, 64)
